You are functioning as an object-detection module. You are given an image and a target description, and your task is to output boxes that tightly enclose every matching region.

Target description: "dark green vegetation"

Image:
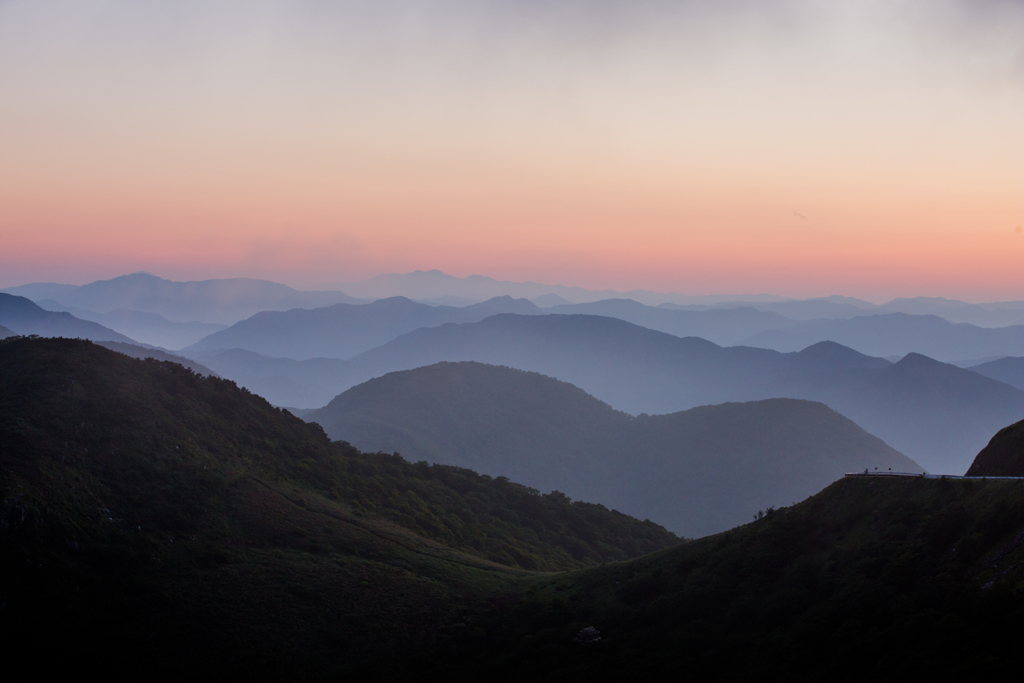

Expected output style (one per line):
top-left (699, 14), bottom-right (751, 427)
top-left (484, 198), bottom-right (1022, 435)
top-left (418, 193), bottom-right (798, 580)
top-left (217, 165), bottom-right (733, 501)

top-left (310, 362), bottom-right (920, 537)
top-left (0, 292), bottom-right (132, 342)
top-left (0, 338), bottom-right (678, 675)
top-left (455, 476), bottom-right (1024, 680)
top-left (967, 418), bottom-right (1024, 476)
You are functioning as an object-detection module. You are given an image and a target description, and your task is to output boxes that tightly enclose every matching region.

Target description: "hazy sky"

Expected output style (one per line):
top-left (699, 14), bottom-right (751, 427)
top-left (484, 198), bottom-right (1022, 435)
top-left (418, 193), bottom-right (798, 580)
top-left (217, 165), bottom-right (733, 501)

top-left (1, 0), bottom-right (1022, 300)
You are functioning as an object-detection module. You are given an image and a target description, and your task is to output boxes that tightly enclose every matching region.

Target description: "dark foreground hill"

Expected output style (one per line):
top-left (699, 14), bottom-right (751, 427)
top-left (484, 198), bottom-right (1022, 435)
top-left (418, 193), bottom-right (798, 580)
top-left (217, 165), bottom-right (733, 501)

top-left (0, 293), bottom-right (134, 343)
top-left (347, 315), bottom-right (1024, 474)
top-left (966, 419), bottom-right (1024, 476)
top-left (0, 338), bottom-right (679, 676)
top-left (309, 362), bottom-right (920, 537)
top-left (452, 475), bottom-right (1024, 680)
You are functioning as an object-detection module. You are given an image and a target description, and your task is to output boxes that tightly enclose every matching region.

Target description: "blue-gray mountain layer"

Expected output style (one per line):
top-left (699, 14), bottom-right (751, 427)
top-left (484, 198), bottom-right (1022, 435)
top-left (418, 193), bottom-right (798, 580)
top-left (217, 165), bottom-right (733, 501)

top-left (347, 314), bottom-right (1024, 474)
top-left (308, 362), bottom-right (920, 537)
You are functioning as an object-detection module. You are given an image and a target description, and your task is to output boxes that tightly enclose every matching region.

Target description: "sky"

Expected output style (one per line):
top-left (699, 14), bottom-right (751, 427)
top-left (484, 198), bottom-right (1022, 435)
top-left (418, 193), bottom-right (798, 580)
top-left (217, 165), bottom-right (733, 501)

top-left (1, 0), bottom-right (1022, 301)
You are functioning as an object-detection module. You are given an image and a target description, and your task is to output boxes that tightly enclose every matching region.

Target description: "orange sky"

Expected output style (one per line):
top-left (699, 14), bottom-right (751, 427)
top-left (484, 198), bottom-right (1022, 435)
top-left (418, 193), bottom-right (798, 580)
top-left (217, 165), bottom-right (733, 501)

top-left (1, 0), bottom-right (1022, 301)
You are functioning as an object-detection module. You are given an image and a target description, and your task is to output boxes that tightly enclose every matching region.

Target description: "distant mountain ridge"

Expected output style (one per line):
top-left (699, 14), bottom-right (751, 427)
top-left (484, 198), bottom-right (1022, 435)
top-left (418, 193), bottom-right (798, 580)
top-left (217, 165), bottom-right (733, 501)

top-left (969, 357), bottom-right (1024, 392)
top-left (37, 301), bottom-right (226, 349)
top-left (344, 314), bottom-right (1024, 474)
top-left (308, 361), bottom-right (920, 537)
top-left (740, 312), bottom-right (1024, 362)
top-left (2, 272), bottom-right (364, 325)
top-left (184, 295), bottom-right (542, 360)
top-left (0, 293), bottom-right (135, 343)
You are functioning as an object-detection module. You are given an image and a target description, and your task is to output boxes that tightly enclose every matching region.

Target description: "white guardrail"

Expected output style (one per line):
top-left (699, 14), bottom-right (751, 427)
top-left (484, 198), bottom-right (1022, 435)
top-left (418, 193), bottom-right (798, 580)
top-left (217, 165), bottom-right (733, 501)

top-left (845, 470), bottom-right (1024, 480)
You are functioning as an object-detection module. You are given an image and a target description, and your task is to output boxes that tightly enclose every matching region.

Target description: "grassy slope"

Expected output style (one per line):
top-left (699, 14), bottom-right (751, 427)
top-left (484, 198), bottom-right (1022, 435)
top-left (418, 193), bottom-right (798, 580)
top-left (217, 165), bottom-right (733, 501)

top-left (450, 476), bottom-right (1024, 680)
top-left (0, 338), bottom-right (678, 675)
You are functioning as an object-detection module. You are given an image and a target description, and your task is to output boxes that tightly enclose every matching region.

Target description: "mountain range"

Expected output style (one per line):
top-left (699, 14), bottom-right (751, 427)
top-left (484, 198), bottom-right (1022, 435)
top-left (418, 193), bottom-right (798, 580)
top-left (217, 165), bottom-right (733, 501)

top-left (968, 357), bottom-right (1024, 392)
top-left (2, 272), bottom-right (363, 325)
top-left (4, 334), bottom-right (1024, 677)
top-left (308, 362), bottom-right (920, 536)
top-left (0, 293), bottom-right (134, 343)
top-left (184, 295), bottom-right (541, 359)
top-left (342, 314), bottom-right (1024, 474)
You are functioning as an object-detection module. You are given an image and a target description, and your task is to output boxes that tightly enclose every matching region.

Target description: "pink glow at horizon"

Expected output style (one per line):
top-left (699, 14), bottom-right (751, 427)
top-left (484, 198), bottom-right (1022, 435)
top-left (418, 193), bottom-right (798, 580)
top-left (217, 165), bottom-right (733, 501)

top-left (1, 1), bottom-right (1022, 302)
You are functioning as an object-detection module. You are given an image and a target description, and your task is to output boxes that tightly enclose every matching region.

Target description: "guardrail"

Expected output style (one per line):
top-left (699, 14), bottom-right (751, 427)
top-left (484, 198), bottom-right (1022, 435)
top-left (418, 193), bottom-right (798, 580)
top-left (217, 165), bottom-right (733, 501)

top-left (845, 470), bottom-right (1024, 480)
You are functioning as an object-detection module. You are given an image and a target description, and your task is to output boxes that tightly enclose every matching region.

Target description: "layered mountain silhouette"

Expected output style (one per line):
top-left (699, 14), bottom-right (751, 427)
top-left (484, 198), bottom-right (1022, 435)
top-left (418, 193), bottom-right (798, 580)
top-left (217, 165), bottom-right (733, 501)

top-left (0, 324), bottom-right (13, 338)
top-left (0, 293), bottom-right (134, 343)
top-left (188, 348), bottom-right (358, 408)
top-left (37, 301), bottom-right (225, 348)
top-left (308, 362), bottom-right (920, 536)
top-left (969, 357), bottom-right (1024, 392)
top-left (740, 313), bottom-right (1024, 361)
top-left (2, 272), bottom-right (363, 325)
top-left (6, 336), bottom-right (1024, 677)
top-left (545, 299), bottom-right (790, 345)
top-left (343, 315), bottom-right (1024, 474)
top-left (184, 295), bottom-right (542, 359)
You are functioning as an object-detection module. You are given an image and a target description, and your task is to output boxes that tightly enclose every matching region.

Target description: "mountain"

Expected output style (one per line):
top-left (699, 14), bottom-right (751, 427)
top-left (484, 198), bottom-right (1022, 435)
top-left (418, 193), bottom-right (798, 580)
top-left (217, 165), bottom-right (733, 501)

top-left (346, 315), bottom-right (1024, 473)
top-left (308, 362), bottom-right (919, 537)
top-left (880, 296), bottom-right (1024, 327)
top-left (0, 293), bottom-right (135, 343)
top-left (2, 272), bottom-right (363, 325)
top-left (0, 337), bottom-right (680, 675)
top-left (453, 475), bottom-right (1024, 679)
top-left (95, 341), bottom-right (217, 376)
top-left (965, 418), bottom-right (1024, 476)
top-left (184, 295), bottom-right (542, 360)
top-left (0, 324), bottom-right (13, 338)
top-left (330, 269), bottom-right (791, 306)
top-left (969, 356), bottom-right (1024, 392)
top-left (740, 312), bottom-right (1024, 362)
top-left (37, 301), bottom-right (226, 349)
top-left (186, 348), bottom-right (360, 408)
top-left (546, 299), bottom-right (791, 345)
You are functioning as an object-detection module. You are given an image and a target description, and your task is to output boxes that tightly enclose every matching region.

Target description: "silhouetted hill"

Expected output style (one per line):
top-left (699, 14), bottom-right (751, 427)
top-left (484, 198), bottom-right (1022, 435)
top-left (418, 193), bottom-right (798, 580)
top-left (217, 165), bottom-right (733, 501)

top-left (0, 337), bottom-right (680, 674)
top-left (881, 296), bottom-right (1024, 327)
top-left (450, 476), bottom-right (1024, 679)
top-left (546, 299), bottom-right (790, 345)
top-left (184, 295), bottom-right (541, 360)
top-left (95, 341), bottom-right (217, 376)
top-left (741, 312), bottom-right (1024, 361)
top-left (970, 356), bottom-right (1024, 391)
top-left (966, 419), bottom-right (1024, 476)
top-left (347, 315), bottom-right (1024, 473)
top-left (0, 324), bottom-right (12, 339)
top-left (37, 301), bottom-right (226, 348)
top-left (2, 272), bottom-right (363, 325)
top-left (309, 362), bottom-right (919, 536)
top-left (0, 293), bottom-right (135, 343)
